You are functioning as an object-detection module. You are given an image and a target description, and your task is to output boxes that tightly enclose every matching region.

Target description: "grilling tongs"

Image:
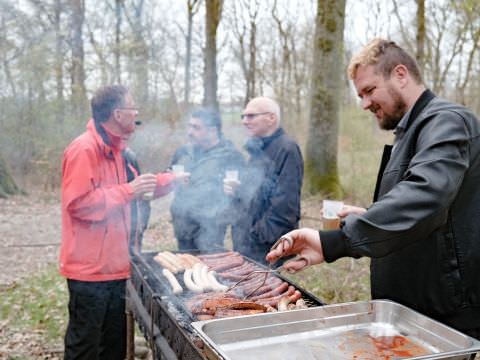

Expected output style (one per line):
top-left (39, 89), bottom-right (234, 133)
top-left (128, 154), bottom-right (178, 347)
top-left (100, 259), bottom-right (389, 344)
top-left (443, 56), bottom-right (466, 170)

top-left (225, 236), bottom-right (310, 299)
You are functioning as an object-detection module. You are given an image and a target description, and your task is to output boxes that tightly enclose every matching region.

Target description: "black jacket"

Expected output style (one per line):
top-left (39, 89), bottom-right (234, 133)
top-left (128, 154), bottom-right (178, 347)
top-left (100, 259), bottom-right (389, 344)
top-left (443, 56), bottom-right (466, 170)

top-left (170, 138), bottom-right (244, 251)
top-left (321, 90), bottom-right (480, 332)
top-left (123, 148), bottom-right (151, 254)
top-left (233, 128), bottom-right (303, 264)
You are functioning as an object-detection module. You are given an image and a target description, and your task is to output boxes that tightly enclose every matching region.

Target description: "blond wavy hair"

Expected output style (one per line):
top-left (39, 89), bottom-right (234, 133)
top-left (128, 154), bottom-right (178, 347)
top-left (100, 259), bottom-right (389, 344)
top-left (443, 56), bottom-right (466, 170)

top-left (347, 38), bottom-right (423, 84)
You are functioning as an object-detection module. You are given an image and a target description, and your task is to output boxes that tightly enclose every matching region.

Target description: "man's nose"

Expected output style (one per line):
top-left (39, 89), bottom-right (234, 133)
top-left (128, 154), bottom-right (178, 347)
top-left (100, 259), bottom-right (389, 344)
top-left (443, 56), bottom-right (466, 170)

top-left (361, 96), bottom-right (372, 110)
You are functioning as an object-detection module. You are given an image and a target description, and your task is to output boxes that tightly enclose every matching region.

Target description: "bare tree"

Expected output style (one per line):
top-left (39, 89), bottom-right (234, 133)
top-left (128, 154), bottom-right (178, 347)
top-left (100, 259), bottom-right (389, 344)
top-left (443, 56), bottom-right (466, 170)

top-left (228, 0), bottom-right (260, 105)
top-left (184, 0), bottom-right (201, 106)
top-left (123, 0), bottom-right (149, 104)
top-left (70, 0), bottom-right (87, 122)
top-left (453, 1), bottom-right (480, 105)
top-left (416, 0), bottom-right (425, 73)
top-left (115, 0), bottom-right (123, 83)
top-left (203, 0), bottom-right (223, 111)
top-left (305, 0), bottom-right (346, 196)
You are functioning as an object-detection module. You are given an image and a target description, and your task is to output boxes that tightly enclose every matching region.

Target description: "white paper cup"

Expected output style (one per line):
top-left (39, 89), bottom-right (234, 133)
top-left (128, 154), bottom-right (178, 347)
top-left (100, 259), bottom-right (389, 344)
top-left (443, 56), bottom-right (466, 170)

top-left (172, 164), bottom-right (185, 175)
top-left (225, 170), bottom-right (239, 182)
top-left (143, 191), bottom-right (154, 201)
top-left (322, 200), bottom-right (344, 230)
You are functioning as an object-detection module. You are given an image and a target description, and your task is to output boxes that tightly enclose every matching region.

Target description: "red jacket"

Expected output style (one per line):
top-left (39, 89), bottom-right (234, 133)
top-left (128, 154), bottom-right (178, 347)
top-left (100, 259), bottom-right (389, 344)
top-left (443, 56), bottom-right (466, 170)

top-left (60, 119), bottom-right (174, 281)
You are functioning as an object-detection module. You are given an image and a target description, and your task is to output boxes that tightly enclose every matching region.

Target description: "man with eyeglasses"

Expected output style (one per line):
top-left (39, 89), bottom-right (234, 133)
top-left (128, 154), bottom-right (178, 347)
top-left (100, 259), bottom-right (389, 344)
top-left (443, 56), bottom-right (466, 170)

top-left (224, 96), bottom-right (304, 265)
top-left (169, 108), bottom-right (244, 251)
top-left (59, 85), bottom-right (178, 359)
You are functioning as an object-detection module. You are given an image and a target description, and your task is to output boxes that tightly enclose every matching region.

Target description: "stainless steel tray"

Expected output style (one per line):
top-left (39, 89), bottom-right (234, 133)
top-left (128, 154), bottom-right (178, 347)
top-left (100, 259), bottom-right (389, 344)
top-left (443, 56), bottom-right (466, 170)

top-left (192, 300), bottom-right (480, 359)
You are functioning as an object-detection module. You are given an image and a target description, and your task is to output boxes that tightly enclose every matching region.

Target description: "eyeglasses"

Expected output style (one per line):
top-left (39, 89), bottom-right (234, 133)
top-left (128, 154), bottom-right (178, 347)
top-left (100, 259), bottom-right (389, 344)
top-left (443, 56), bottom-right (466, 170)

top-left (240, 112), bottom-right (271, 120)
top-left (116, 107), bottom-right (139, 113)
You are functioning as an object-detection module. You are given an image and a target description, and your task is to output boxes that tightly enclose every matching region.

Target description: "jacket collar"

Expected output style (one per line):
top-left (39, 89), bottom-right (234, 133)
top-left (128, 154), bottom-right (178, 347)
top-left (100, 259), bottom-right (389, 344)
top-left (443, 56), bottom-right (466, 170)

top-left (88, 119), bottom-right (120, 159)
top-left (404, 89), bottom-right (436, 131)
top-left (245, 127), bottom-right (284, 154)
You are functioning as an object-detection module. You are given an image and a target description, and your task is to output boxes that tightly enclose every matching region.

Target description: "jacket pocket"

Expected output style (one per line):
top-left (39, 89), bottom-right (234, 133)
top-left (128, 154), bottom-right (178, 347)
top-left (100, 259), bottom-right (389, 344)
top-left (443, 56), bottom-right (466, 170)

top-left (71, 221), bottom-right (106, 265)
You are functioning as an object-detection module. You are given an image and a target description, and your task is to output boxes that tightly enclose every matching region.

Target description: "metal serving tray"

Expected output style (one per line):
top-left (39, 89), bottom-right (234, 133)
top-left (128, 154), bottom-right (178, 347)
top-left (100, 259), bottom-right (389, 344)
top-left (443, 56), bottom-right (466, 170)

top-left (192, 300), bottom-right (480, 360)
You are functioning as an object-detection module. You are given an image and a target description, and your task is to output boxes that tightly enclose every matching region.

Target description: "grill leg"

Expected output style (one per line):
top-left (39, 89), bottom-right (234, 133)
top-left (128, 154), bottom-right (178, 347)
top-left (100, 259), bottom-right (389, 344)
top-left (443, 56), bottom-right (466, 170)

top-left (126, 280), bottom-right (135, 360)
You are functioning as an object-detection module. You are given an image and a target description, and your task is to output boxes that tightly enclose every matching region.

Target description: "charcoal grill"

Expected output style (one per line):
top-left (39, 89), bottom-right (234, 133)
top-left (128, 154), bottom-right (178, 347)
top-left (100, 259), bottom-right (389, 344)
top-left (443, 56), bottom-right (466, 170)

top-left (126, 251), bottom-right (325, 360)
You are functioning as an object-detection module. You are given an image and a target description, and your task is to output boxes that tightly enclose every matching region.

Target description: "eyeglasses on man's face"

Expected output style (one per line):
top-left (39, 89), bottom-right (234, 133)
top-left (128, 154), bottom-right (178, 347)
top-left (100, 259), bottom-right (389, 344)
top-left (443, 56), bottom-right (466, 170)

top-left (116, 107), bottom-right (139, 113)
top-left (240, 112), bottom-right (271, 120)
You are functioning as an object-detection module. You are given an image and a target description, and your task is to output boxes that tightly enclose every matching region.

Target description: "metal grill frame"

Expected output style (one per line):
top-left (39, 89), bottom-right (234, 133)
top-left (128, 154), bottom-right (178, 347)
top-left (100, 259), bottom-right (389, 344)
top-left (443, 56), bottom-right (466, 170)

top-left (128, 255), bottom-right (208, 360)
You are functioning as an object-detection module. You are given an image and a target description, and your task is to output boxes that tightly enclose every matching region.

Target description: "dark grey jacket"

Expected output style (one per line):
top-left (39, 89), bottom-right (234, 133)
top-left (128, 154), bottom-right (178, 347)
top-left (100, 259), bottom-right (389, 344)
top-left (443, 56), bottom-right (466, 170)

top-left (321, 90), bottom-right (480, 332)
top-left (170, 139), bottom-right (244, 251)
top-left (233, 128), bottom-right (303, 264)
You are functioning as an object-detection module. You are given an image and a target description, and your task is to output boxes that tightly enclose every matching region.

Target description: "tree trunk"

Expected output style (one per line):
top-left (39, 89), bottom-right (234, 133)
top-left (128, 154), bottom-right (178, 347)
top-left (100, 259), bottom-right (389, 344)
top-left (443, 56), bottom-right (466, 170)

top-left (416, 0), bottom-right (425, 74)
top-left (70, 0), bottom-right (88, 122)
top-left (305, 0), bottom-right (346, 196)
top-left (203, 0), bottom-right (223, 111)
top-left (184, 0), bottom-right (200, 107)
top-left (115, 0), bottom-right (123, 84)
top-left (126, 0), bottom-right (149, 105)
top-left (55, 0), bottom-right (65, 125)
top-left (0, 154), bottom-right (20, 198)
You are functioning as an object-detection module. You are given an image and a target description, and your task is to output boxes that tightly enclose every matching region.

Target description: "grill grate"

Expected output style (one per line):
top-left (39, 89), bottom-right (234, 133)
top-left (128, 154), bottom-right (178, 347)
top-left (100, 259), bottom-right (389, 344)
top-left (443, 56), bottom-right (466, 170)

top-left (128, 251), bottom-right (325, 359)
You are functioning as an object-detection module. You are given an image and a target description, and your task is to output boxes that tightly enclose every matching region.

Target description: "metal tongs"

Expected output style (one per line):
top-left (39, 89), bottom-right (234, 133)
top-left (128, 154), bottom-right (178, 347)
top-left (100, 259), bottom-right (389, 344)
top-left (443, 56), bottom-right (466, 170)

top-left (225, 236), bottom-right (309, 299)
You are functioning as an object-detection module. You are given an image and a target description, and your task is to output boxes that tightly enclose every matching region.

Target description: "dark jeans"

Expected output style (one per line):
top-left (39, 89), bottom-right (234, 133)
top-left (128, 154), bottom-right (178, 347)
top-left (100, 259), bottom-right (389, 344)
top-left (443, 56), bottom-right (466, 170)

top-left (64, 279), bottom-right (126, 360)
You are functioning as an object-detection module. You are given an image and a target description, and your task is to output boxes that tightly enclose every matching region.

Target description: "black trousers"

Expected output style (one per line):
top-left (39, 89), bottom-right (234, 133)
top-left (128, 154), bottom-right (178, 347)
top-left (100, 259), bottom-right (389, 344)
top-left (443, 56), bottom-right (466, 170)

top-left (64, 279), bottom-right (126, 360)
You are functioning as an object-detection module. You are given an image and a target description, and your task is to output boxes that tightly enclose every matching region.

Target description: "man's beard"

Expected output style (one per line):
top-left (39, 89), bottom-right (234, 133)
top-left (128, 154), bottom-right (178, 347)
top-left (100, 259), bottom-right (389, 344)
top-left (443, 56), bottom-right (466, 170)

top-left (376, 86), bottom-right (408, 130)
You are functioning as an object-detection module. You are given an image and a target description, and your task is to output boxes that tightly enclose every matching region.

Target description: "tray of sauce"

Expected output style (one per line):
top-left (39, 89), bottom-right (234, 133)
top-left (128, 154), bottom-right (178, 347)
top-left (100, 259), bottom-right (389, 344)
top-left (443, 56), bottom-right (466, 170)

top-left (192, 300), bottom-right (480, 359)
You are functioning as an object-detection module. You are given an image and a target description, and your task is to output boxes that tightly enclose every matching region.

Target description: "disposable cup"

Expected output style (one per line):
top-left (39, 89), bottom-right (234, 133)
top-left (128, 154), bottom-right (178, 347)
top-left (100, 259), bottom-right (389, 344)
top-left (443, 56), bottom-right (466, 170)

top-left (143, 192), bottom-right (154, 201)
top-left (172, 164), bottom-right (185, 175)
top-left (322, 200), bottom-right (344, 230)
top-left (225, 170), bottom-right (239, 182)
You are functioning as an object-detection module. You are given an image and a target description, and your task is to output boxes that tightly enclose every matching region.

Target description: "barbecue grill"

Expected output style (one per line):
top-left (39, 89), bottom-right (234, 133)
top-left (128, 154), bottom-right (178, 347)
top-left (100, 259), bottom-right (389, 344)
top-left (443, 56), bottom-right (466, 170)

top-left (126, 251), bottom-right (325, 360)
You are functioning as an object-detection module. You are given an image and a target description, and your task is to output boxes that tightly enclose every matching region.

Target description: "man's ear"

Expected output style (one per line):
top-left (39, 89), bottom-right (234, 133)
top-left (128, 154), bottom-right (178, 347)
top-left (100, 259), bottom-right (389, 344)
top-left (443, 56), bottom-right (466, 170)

top-left (269, 113), bottom-right (278, 127)
top-left (392, 64), bottom-right (409, 87)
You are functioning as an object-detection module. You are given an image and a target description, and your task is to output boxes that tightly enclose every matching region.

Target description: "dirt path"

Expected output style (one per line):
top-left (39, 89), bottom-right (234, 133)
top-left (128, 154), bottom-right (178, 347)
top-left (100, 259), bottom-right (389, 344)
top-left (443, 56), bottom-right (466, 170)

top-left (0, 192), bottom-right (62, 287)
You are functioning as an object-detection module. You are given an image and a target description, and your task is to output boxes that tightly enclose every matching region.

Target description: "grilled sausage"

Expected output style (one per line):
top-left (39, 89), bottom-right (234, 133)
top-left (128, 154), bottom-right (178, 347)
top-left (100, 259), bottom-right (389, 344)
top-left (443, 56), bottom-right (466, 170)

top-left (249, 282), bottom-right (289, 300)
top-left (162, 251), bottom-right (185, 271)
top-left (254, 286), bottom-right (296, 307)
top-left (208, 257), bottom-right (244, 272)
top-left (206, 271), bottom-right (228, 292)
top-left (197, 251), bottom-right (239, 260)
top-left (192, 263), bottom-right (208, 291)
top-left (162, 268), bottom-right (183, 295)
top-left (184, 268), bottom-right (203, 293)
top-left (153, 253), bottom-right (179, 273)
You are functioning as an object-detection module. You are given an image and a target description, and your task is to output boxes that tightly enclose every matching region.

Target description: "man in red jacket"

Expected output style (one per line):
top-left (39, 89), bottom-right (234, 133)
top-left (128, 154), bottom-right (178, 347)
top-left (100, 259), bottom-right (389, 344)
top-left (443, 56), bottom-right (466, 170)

top-left (60, 85), bottom-right (175, 359)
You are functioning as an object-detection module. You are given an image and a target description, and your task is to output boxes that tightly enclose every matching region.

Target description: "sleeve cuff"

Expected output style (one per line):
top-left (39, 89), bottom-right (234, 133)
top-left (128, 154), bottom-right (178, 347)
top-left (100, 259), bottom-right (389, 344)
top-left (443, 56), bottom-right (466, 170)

top-left (319, 229), bottom-right (349, 263)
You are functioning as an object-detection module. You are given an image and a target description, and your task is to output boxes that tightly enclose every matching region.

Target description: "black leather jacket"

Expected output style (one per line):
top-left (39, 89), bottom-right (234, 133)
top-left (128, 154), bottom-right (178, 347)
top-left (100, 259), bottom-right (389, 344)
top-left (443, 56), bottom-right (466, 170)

top-left (232, 128), bottom-right (303, 265)
top-left (321, 90), bottom-right (480, 332)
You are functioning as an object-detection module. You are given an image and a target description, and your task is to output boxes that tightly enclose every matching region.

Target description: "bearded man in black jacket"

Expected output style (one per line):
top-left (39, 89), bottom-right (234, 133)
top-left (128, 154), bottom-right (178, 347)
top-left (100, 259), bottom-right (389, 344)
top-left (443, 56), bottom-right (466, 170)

top-left (225, 97), bottom-right (304, 265)
top-left (267, 39), bottom-right (480, 340)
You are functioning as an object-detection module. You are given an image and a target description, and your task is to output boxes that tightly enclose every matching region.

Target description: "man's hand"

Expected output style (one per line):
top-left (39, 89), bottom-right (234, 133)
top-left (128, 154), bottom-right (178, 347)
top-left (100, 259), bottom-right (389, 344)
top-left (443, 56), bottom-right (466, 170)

top-left (129, 173), bottom-right (158, 199)
top-left (265, 228), bottom-right (325, 273)
top-left (337, 205), bottom-right (367, 218)
top-left (223, 178), bottom-right (240, 196)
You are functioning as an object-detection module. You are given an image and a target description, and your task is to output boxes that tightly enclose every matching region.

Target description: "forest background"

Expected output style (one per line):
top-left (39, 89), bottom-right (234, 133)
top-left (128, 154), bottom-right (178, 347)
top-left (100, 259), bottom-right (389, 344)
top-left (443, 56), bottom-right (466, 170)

top-left (1, 0), bottom-right (480, 358)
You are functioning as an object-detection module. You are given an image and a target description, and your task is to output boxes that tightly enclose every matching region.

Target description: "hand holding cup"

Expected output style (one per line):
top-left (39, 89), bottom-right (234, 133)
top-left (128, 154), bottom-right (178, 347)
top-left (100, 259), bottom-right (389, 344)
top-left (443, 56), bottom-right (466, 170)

top-left (172, 164), bottom-right (190, 185)
top-left (223, 170), bottom-right (240, 196)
